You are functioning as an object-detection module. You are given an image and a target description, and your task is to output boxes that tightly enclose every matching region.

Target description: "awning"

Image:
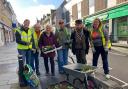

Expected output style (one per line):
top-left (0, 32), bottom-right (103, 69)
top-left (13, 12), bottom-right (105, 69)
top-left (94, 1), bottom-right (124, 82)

top-left (84, 3), bottom-right (128, 25)
top-left (108, 4), bottom-right (128, 19)
top-left (84, 13), bottom-right (109, 25)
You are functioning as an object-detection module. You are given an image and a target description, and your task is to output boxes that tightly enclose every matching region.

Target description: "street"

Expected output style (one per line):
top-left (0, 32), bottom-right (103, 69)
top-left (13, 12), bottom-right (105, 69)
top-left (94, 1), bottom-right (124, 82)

top-left (0, 43), bottom-right (128, 89)
top-left (109, 50), bottom-right (128, 83)
top-left (86, 49), bottom-right (128, 83)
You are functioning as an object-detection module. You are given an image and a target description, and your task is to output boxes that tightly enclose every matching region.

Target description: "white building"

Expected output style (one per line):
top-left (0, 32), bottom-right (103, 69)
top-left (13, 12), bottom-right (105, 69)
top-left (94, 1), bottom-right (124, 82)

top-left (65, 0), bottom-right (89, 27)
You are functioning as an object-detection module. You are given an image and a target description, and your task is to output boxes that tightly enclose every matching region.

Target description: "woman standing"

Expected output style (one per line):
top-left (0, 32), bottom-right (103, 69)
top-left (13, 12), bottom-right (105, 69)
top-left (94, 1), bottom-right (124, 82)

top-left (90, 18), bottom-right (110, 79)
top-left (38, 25), bottom-right (58, 76)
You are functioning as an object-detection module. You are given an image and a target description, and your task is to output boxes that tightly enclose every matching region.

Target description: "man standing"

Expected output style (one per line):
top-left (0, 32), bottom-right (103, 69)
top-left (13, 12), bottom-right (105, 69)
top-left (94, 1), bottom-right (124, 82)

top-left (55, 19), bottom-right (71, 74)
top-left (71, 20), bottom-right (90, 64)
top-left (15, 19), bottom-right (32, 64)
top-left (30, 23), bottom-right (41, 75)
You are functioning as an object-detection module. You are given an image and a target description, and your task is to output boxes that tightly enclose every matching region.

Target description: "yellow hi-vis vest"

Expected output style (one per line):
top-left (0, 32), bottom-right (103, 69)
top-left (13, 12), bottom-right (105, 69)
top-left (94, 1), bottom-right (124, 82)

top-left (16, 28), bottom-right (32, 49)
top-left (99, 26), bottom-right (111, 49)
top-left (99, 26), bottom-right (106, 46)
top-left (32, 31), bottom-right (39, 49)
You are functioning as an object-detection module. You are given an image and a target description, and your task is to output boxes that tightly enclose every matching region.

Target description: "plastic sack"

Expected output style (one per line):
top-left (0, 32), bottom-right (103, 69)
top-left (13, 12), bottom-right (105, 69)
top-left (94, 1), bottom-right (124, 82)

top-left (23, 64), bottom-right (40, 87)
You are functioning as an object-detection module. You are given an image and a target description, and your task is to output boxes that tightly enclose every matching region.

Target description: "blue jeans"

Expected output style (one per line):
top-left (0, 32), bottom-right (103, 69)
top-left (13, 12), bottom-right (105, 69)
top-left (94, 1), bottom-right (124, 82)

top-left (30, 51), bottom-right (39, 72)
top-left (18, 49), bottom-right (31, 65)
top-left (57, 48), bottom-right (68, 72)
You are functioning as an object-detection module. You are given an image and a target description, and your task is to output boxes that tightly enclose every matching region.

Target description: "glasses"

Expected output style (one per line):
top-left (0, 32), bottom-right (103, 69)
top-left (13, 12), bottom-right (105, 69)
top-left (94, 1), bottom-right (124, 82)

top-left (59, 22), bottom-right (64, 24)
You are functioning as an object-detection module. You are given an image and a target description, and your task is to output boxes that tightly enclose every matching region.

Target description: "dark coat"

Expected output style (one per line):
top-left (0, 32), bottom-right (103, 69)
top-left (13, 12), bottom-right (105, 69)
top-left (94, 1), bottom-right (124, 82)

top-left (38, 32), bottom-right (58, 58)
top-left (71, 28), bottom-right (90, 55)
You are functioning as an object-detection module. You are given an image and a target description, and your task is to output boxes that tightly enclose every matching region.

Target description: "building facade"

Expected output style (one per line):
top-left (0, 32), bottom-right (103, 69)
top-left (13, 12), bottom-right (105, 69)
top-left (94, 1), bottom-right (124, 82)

top-left (40, 14), bottom-right (51, 30)
top-left (55, 0), bottom-right (67, 28)
top-left (116, 0), bottom-right (128, 4)
top-left (84, 0), bottom-right (128, 44)
top-left (65, 0), bottom-right (89, 27)
top-left (50, 0), bottom-right (128, 44)
top-left (95, 0), bottom-right (107, 12)
top-left (0, 0), bottom-right (17, 46)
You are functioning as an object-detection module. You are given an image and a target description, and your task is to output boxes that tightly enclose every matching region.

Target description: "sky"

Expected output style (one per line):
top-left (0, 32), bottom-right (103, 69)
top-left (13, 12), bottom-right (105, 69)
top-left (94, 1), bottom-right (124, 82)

top-left (7, 0), bottom-right (63, 26)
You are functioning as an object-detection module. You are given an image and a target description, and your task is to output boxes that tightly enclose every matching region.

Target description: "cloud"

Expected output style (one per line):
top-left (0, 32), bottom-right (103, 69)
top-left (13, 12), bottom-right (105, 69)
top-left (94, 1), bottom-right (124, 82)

top-left (33, 0), bottom-right (38, 3)
top-left (7, 0), bottom-right (55, 26)
top-left (16, 5), bottom-right (55, 26)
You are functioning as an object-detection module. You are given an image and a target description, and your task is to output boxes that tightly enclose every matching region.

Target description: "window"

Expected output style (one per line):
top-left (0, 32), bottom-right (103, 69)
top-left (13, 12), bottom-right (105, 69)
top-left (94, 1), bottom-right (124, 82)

top-left (117, 16), bottom-right (128, 40)
top-left (77, 2), bottom-right (81, 19)
top-left (89, 0), bottom-right (95, 15)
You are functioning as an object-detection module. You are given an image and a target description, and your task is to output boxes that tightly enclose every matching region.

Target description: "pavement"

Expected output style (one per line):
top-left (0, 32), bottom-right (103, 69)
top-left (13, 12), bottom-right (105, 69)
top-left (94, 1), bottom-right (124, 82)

top-left (111, 46), bottom-right (128, 55)
top-left (0, 42), bottom-right (20, 89)
top-left (111, 43), bottom-right (128, 55)
top-left (112, 43), bottom-right (128, 48)
top-left (0, 43), bottom-right (73, 89)
top-left (0, 42), bottom-right (128, 89)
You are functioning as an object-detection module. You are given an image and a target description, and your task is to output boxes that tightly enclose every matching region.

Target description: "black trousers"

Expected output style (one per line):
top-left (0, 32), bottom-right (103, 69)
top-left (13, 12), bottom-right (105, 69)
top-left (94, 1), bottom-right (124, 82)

top-left (75, 50), bottom-right (87, 64)
top-left (93, 46), bottom-right (109, 74)
top-left (43, 57), bottom-right (55, 74)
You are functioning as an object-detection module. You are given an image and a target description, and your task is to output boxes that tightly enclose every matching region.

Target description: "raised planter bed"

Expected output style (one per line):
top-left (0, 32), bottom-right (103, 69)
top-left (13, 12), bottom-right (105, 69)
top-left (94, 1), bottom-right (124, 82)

top-left (63, 63), bottom-right (128, 89)
top-left (47, 81), bottom-right (77, 89)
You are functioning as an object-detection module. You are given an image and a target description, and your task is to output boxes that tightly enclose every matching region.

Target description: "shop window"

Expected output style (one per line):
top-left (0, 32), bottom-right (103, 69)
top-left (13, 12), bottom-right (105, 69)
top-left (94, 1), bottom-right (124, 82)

top-left (117, 17), bottom-right (128, 40)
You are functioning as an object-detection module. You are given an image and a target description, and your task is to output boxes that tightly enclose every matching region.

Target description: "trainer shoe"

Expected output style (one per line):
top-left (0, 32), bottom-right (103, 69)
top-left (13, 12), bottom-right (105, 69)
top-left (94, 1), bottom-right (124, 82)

top-left (105, 74), bottom-right (110, 79)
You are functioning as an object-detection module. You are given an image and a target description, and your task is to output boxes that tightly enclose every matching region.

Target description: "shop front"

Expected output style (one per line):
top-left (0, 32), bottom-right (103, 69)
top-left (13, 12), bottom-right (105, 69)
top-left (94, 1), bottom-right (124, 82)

top-left (84, 2), bottom-right (128, 44)
top-left (108, 3), bottom-right (128, 43)
top-left (116, 16), bottom-right (128, 43)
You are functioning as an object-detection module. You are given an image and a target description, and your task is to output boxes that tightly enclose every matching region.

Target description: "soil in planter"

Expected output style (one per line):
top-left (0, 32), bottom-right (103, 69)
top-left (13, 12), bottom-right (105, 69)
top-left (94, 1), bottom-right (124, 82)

top-left (75, 65), bottom-right (95, 73)
top-left (48, 81), bottom-right (76, 89)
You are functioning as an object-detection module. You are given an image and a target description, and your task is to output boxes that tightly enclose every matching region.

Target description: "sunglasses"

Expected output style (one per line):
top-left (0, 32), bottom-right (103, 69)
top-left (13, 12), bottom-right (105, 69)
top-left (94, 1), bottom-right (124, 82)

top-left (59, 22), bottom-right (64, 24)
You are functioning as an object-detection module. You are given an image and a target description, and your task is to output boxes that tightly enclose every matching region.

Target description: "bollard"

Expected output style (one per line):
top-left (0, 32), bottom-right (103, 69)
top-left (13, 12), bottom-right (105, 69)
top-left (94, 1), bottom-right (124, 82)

top-left (18, 55), bottom-right (28, 87)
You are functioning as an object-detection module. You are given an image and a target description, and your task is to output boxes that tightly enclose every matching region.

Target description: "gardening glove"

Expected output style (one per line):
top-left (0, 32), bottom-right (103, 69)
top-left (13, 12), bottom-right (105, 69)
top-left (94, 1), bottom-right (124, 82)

top-left (104, 47), bottom-right (108, 52)
top-left (92, 47), bottom-right (96, 53)
top-left (37, 48), bottom-right (40, 53)
top-left (32, 49), bottom-right (36, 53)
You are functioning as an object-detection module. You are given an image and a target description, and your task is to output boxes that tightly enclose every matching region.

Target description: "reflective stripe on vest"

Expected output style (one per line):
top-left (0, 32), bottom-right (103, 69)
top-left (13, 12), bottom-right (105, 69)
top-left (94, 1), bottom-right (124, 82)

top-left (17, 28), bottom-right (32, 49)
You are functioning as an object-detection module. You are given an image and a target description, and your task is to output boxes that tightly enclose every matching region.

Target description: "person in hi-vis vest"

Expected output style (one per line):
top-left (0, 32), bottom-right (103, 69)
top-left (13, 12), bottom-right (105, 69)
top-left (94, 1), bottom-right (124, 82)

top-left (90, 18), bottom-right (110, 79)
top-left (15, 19), bottom-right (32, 65)
top-left (30, 23), bottom-right (41, 75)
